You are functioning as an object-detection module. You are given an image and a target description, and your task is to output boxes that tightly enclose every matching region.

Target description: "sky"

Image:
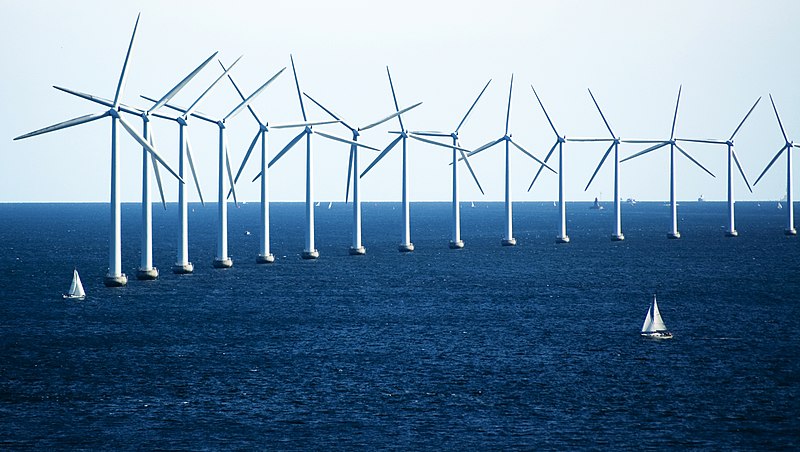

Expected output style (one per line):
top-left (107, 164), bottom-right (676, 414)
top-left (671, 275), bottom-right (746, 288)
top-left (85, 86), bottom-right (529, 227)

top-left (2, 0), bottom-right (799, 203)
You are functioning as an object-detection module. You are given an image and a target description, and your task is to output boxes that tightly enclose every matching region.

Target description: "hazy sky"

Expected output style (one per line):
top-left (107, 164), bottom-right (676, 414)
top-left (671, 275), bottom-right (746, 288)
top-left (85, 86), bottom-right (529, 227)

top-left (2, 0), bottom-right (799, 202)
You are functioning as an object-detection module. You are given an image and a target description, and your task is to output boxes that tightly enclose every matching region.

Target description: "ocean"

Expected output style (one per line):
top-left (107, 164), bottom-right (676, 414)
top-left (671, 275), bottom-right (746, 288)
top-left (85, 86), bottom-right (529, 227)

top-left (1, 201), bottom-right (798, 450)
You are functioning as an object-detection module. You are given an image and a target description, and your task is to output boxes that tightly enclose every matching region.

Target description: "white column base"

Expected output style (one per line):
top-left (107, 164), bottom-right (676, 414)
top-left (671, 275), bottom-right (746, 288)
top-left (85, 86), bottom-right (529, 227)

top-left (449, 240), bottom-right (464, 249)
top-left (784, 228), bottom-right (797, 236)
top-left (349, 246), bottom-right (366, 256)
top-left (213, 258), bottom-right (233, 268)
top-left (667, 231), bottom-right (681, 239)
top-left (136, 267), bottom-right (159, 280)
top-left (172, 263), bottom-right (194, 274)
top-left (725, 230), bottom-right (738, 238)
top-left (501, 238), bottom-right (517, 246)
top-left (256, 254), bottom-right (275, 264)
top-left (302, 250), bottom-right (320, 260)
top-left (611, 233), bottom-right (625, 242)
top-left (556, 235), bottom-right (570, 244)
top-left (103, 273), bottom-right (128, 287)
top-left (398, 243), bottom-right (415, 253)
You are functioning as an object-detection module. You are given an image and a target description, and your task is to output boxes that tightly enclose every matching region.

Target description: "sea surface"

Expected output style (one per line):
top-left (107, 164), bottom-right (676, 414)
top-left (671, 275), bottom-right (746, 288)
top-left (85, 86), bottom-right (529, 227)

top-left (0, 201), bottom-right (798, 450)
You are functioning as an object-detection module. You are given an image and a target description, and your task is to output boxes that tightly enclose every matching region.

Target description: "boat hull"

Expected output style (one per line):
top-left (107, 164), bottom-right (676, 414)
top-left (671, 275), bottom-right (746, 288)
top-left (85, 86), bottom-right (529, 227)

top-left (641, 331), bottom-right (673, 339)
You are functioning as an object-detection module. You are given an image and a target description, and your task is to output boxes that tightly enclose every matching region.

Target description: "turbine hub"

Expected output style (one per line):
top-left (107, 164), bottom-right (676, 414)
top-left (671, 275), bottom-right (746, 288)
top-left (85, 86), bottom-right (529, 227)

top-left (400, 131), bottom-right (408, 138)
top-left (217, 120), bottom-right (226, 129)
top-left (177, 117), bottom-right (188, 127)
top-left (108, 109), bottom-right (120, 119)
top-left (261, 124), bottom-right (269, 132)
top-left (305, 126), bottom-right (312, 133)
top-left (352, 130), bottom-right (360, 139)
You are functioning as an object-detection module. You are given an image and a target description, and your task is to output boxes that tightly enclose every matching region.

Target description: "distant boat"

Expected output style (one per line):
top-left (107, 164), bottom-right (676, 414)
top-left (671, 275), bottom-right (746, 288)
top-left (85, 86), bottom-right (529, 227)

top-left (328, 202), bottom-right (332, 209)
top-left (471, 201), bottom-right (475, 208)
top-left (553, 201), bottom-right (557, 207)
top-left (244, 230), bottom-right (251, 236)
top-left (641, 294), bottom-right (672, 339)
top-left (778, 202), bottom-right (783, 210)
top-left (626, 198), bottom-right (637, 206)
top-left (63, 269), bottom-right (86, 300)
top-left (315, 202), bottom-right (321, 207)
top-left (590, 197), bottom-right (604, 210)
top-left (697, 194), bottom-right (705, 202)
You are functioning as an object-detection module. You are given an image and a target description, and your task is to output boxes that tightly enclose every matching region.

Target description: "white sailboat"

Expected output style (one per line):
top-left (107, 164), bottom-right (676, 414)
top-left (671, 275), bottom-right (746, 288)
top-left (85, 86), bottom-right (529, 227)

top-left (328, 201), bottom-right (332, 209)
top-left (63, 269), bottom-right (86, 300)
top-left (641, 294), bottom-right (672, 339)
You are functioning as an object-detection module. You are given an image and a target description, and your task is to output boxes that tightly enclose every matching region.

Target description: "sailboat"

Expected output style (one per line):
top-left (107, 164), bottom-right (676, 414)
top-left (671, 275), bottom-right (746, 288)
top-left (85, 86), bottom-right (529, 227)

top-left (328, 201), bottom-right (332, 209)
top-left (63, 269), bottom-right (86, 300)
top-left (471, 201), bottom-right (475, 208)
top-left (641, 294), bottom-right (672, 339)
top-left (778, 202), bottom-right (783, 210)
top-left (590, 197), bottom-right (604, 210)
top-left (315, 201), bottom-right (321, 207)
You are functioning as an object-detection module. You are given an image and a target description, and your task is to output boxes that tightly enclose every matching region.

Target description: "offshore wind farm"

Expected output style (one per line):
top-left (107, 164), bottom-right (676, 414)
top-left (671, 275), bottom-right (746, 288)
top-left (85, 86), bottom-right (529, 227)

top-left (1, 1), bottom-right (799, 450)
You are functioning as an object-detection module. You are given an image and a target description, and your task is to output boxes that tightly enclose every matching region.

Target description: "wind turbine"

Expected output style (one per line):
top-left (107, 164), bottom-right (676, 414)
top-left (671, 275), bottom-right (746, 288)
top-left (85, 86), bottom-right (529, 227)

top-left (619, 86), bottom-right (716, 239)
top-left (220, 63), bottom-right (341, 263)
top-left (361, 66), bottom-right (472, 252)
top-left (302, 92), bottom-right (422, 255)
top-left (526, 85), bottom-right (572, 243)
top-left (754, 94), bottom-right (798, 235)
top-left (54, 52), bottom-right (220, 279)
top-left (677, 97), bottom-right (760, 237)
top-left (140, 55), bottom-right (243, 273)
top-left (266, 55), bottom-right (381, 259)
top-left (14, 14), bottom-right (184, 287)
top-left (406, 79), bottom-right (491, 249)
top-left (464, 75), bottom-right (556, 246)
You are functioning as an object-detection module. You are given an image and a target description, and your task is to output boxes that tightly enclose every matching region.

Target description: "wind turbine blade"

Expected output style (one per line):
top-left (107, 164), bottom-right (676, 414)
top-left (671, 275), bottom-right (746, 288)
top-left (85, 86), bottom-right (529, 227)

top-left (148, 130), bottom-right (166, 210)
top-left (620, 142), bottom-right (669, 163)
top-left (676, 138), bottom-right (727, 145)
top-left (314, 130), bottom-right (381, 151)
top-left (531, 85), bottom-right (559, 138)
top-left (184, 130), bottom-right (205, 205)
top-left (769, 94), bottom-right (789, 144)
top-left (14, 112), bottom-right (108, 140)
top-left (53, 86), bottom-right (114, 109)
top-left (290, 55), bottom-right (307, 121)
top-left (565, 137), bottom-right (615, 142)
top-left (455, 79), bottom-right (492, 133)
top-left (234, 129), bottom-right (261, 184)
top-left (509, 138), bottom-right (556, 173)
top-left (505, 74), bottom-right (514, 135)
top-left (270, 119), bottom-right (340, 129)
top-left (456, 138), bottom-right (484, 195)
top-left (302, 92), bottom-right (354, 132)
top-left (620, 139), bottom-right (669, 144)
top-left (588, 88), bottom-right (614, 138)
top-left (118, 116), bottom-right (184, 183)
top-left (345, 145), bottom-right (354, 203)
top-left (224, 67), bottom-right (286, 122)
top-left (674, 144), bottom-right (715, 178)
top-left (466, 137), bottom-right (504, 159)
top-left (185, 55), bottom-right (243, 118)
top-left (409, 131), bottom-right (451, 138)
top-left (670, 85), bottom-right (682, 140)
top-left (224, 135), bottom-right (238, 206)
top-left (360, 102), bottom-right (422, 131)
top-left (251, 171), bottom-right (262, 183)
top-left (268, 129), bottom-right (306, 168)
top-left (151, 51), bottom-right (219, 114)
top-left (113, 13), bottom-right (140, 108)
top-left (584, 142), bottom-right (616, 191)
top-left (386, 66), bottom-right (404, 130)
top-left (527, 140), bottom-right (559, 191)
top-left (219, 59), bottom-right (261, 125)
top-left (408, 133), bottom-right (473, 153)
top-left (754, 145), bottom-right (788, 186)
top-left (361, 135), bottom-right (402, 178)
top-left (729, 97), bottom-right (761, 141)
top-left (731, 149), bottom-right (753, 193)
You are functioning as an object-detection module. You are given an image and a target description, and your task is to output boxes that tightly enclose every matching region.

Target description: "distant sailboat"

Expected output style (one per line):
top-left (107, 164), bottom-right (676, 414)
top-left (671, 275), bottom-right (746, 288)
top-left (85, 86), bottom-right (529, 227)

top-left (328, 202), bottom-right (332, 209)
top-left (697, 194), bottom-right (705, 202)
top-left (590, 197), bottom-right (604, 210)
top-left (63, 269), bottom-right (86, 300)
top-left (778, 202), bottom-right (783, 210)
top-left (315, 201), bottom-right (321, 207)
top-left (641, 294), bottom-right (672, 339)
top-left (471, 201), bottom-right (475, 208)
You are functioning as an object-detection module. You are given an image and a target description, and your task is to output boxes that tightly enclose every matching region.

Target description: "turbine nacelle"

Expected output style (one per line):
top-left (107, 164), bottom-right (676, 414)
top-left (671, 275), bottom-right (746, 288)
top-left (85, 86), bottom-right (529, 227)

top-left (108, 109), bottom-right (120, 119)
top-left (177, 116), bottom-right (188, 127)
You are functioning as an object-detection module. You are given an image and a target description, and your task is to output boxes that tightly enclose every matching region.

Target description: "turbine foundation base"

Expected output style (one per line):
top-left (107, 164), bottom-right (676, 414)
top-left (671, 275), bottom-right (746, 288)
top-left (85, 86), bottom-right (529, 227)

top-left (667, 231), bottom-right (681, 239)
top-left (302, 249), bottom-right (320, 260)
top-left (349, 246), bottom-right (366, 256)
top-left (136, 267), bottom-right (159, 280)
top-left (501, 238), bottom-right (517, 246)
top-left (398, 243), bottom-right (415, 253)
top-left (256, 254), bottom-right (275, 264)
top-left (213, 258), bottom-right (233, 269)
top-left (725, 230), bottom-right (739, 238)
top-left (172, 263), bottom-right (194, 274)
top-left (556, 235), bottom-right (570, 244)
top-left (103, 273), bottom-right (128, 288)
top-left (449, 240), bottom-right (464, 249)
top-left (611, 233), bottom-right (625, 241)
top-left (785, 228), bottom-right (797, 236)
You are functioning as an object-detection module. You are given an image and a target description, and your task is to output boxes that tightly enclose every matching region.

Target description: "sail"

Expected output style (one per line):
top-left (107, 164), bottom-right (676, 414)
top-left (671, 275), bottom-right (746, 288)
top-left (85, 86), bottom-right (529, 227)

top-left (70, 269), bottom-right (85, 298)
top-left (641, 303), bottom-right (654, 333)
top-left (651, 297), bottom-right (667, 331)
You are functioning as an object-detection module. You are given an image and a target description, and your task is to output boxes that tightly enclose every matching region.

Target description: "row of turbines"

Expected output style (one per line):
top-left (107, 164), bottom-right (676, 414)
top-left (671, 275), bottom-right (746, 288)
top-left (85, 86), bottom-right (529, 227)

top-left (14, 15), bottom-right (798, 287)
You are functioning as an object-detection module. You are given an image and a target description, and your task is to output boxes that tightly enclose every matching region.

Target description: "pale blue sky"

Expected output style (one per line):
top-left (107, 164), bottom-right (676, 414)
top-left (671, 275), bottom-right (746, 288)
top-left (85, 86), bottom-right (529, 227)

top-left (2, 0), bottom-right (798, 202)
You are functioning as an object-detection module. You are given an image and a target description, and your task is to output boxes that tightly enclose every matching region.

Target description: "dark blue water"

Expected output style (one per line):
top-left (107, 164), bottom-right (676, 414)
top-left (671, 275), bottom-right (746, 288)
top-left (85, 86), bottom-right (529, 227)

top-left (1, 201), bottom-right (798, 450)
